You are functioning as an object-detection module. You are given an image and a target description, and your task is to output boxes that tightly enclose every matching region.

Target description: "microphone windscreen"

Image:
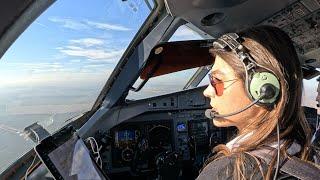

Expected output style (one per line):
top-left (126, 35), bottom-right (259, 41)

top-left (205, 109), bottom-right (213, 119)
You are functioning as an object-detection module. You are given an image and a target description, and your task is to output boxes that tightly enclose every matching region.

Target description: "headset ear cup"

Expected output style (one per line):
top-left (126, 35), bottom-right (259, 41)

top-left (249, 72), bottom-right (280, 104)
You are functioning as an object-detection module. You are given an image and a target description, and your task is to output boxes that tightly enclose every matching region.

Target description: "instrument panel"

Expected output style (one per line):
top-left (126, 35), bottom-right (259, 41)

top-left (111, 121), bottom-right (172, 170)
top-left (104, 110), bottom-right (233, 178)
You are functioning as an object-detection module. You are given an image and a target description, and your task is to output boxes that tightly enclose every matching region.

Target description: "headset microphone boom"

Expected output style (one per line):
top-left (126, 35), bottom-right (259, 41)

top-left (205, 98), bottom-right (260, 119)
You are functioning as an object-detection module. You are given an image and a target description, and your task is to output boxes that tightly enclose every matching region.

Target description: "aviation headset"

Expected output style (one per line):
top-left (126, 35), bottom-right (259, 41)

top-left (211, 33), bottom-right (281, 106)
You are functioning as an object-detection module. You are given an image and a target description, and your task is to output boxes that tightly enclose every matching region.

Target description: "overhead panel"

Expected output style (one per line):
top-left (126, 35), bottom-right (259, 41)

top-left (165, 0), bottom-right (296, 37)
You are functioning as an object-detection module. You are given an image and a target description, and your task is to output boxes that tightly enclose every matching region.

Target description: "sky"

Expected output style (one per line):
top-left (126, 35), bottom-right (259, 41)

top-left (0, 0), bottom-right (150, 115)
top-left (1, 0), bottom-right (147, 84)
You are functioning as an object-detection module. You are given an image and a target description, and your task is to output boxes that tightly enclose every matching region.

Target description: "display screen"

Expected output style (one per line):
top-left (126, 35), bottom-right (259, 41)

top-left (177, 123), bottom-right (187, 132)
top-left (48, 136), bottom-right (106, 180)
top-left (117, 130), bottom-right (135, 141)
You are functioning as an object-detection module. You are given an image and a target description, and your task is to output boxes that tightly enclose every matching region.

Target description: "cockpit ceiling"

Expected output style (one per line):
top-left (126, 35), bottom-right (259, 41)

top-left (165, 0), bottom-right (320, 68)
top-left (165, 0), bottom-right (297, 36)
top-left (0, 0), bottom-right (33, 37)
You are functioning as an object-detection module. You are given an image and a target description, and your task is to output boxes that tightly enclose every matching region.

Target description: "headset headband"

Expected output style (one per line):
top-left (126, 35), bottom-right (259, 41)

top-left (212, 33), bottom-right (259, 71)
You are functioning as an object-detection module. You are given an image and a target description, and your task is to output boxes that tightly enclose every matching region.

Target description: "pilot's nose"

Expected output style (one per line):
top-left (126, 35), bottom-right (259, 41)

top-left (203, 85), bottom-right (215, 98)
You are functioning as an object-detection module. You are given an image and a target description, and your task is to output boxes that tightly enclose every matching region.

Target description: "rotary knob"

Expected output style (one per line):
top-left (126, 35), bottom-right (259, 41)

top-left (121, 147), bottom-right (134, 162)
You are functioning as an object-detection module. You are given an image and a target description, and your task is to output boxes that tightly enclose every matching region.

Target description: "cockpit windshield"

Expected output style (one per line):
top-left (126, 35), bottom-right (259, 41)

top-left (0, 0), bottom-right (153, 173)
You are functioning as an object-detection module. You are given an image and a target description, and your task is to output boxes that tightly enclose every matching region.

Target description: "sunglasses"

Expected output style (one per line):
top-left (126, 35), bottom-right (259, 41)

top-left (208, 73), bottom-right (238, 96)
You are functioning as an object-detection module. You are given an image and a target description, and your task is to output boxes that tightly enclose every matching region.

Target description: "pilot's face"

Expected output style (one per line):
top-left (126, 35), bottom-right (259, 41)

top-left (203, 55), bottom-right (265, 131)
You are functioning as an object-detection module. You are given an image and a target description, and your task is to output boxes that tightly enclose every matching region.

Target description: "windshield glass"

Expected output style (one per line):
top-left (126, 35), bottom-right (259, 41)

top-left (127, 25), bottom-right (204, 100)
top-left (0, 0), bottom-right (152, 173)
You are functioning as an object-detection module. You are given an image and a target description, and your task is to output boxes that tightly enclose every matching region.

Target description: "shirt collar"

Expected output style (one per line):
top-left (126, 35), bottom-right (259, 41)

top-left (226, 132), bottom-right (301, 155)
top-left (226, 132), bottom-right (253, 150)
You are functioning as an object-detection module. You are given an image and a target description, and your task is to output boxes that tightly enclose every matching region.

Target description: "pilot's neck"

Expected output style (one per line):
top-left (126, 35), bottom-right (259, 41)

top-left (226, 131), bottom-right (253, 150)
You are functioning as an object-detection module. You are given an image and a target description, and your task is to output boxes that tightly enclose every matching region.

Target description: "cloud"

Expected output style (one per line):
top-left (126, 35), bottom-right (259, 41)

top-left (6, 103), bottom-right (93, 115)
top-left (48, 17), bottom-right (131, 31)
top-left (83, 64), bottom-right (107, 68)
top-left (0, 62), bottom-right (75, 86)
top-left (0, 67), bottom-right (111, 88)
top-left (35, 21), bottom-right (49, 29)
top-left (64, 46), bottom-right (83, 50)
top-left (2, 62), bottom-right (83, 75)
top-left (7, 62), bottom-right (64, 70)
top-left (48, 17), bottom-right (89, 30)
top-left (57, 36), bottom-right (125, 61)
top-left (59, 46), bottom-right (124, 61)
top-left (69, 38), bottom-right (104, 47)
top-left (86, 21), bottom-right (131, 31)
top-left (69, 59), bottom-right (82, 63)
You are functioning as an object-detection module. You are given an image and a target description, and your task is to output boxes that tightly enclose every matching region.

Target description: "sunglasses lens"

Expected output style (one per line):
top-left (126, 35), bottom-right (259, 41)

top-left (209, 75), bottom-right (224, 96)
top-left (215, 82), bottom-right (224, 96)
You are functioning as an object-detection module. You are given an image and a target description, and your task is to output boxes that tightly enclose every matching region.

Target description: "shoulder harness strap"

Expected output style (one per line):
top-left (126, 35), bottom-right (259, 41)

top-left (249, 149), bottom-right (320, 180)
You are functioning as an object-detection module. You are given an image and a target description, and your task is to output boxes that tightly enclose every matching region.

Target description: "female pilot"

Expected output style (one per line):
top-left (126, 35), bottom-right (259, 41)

top-left (197, 26), bottom-right (320, 179)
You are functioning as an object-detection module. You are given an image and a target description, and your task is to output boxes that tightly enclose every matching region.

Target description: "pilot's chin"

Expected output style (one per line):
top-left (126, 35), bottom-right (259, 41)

top-left (212, 118), bottom-right (231, 127)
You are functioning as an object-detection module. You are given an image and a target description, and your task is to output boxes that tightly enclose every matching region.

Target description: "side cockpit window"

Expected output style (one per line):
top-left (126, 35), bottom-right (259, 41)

top-left (303, 78), bottom-right (320, 110)
top-left (126, 25), bottom-right (204, 100)
top-left (169, 25), bottom-right (204, 41)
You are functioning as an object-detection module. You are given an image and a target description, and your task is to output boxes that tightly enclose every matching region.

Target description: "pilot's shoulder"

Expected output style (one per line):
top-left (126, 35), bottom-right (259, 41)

top-left (197, 153), bottom-right (265, 180)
